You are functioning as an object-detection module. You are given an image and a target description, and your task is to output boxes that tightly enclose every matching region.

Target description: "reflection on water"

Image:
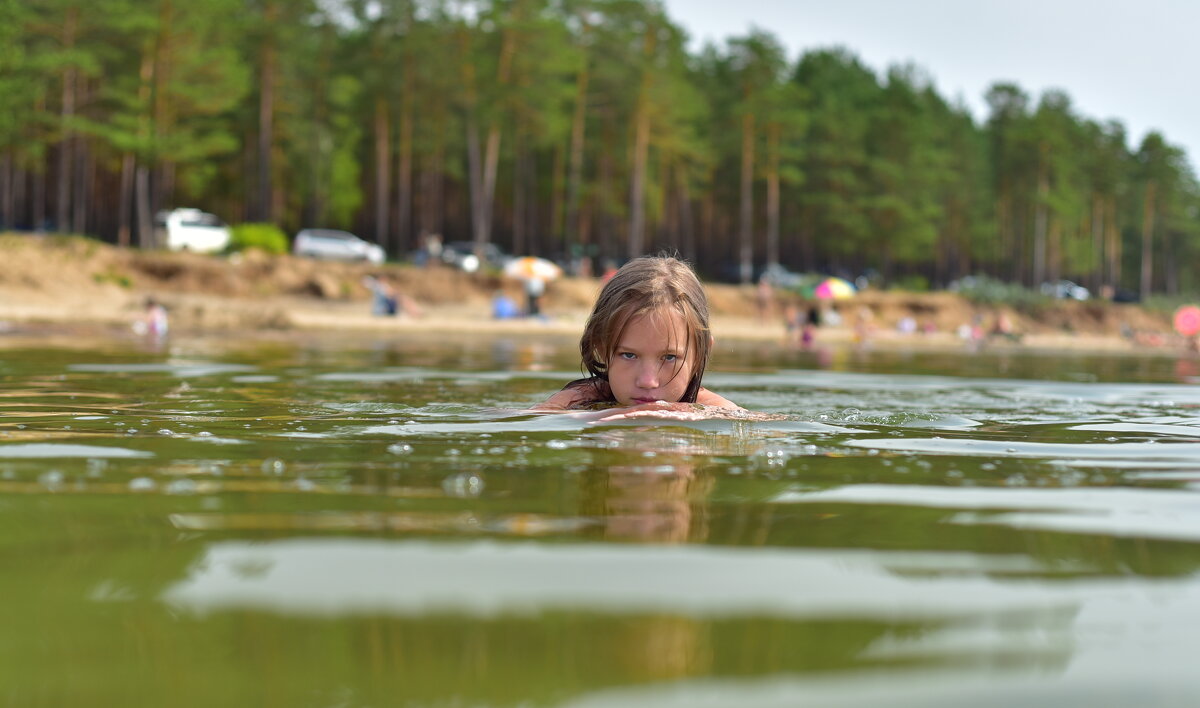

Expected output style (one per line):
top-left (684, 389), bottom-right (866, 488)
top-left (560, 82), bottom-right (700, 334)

top-left (2, 332), bottom-right (1200, 706)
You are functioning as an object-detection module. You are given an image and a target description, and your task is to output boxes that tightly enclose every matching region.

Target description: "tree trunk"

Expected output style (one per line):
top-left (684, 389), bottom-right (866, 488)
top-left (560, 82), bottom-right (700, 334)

top-left (465, 110), bottom-right (486, 250)
top-left (677, 163), bottom-right (695, 263)
top-left (135, 164), bottom-right (153, 248)
top-left (0, 151), bottom-right (11, 229)
top-left (528, 148), bottom-right (541, 256)
top-left (1032, 156), bottom-right (1049, 286)
top-left (565, 51), bottom-right (590, 257)
top-left (738, 111), bottom-right (755, 283)
top-left (995, 190), bottom-right (1009, 279)
top-left (627, 101), bottom-right (650, 258)
top-left (627, 28), bottom-right (655, 259)
top-left (659, 160), bottom-right (675, 252)
top-left (765, 122), bottom-right (780, 270)
top-left (1164, 224), bottom-right (1177, 295)
top-left (422, 159), bottom-right (441, 240)
top-left (159, 162), bottom-right (175, 213)
top-left (1105, 196), bottom-right (1120, 291)
top-left (549, 143), bottom-right (564, 254)
top-left (512, 133), bottom-right (525, 256)
top-left (430, 112), bottom-right (446, 237)
top-left (72, 128), bottom-right (89, 235)
top-left (56, 6), bottom-right (79, 234)
top-left (257, 1), bottom-right (276, 223)
top-left (480, 125), bottom-right (500, 249)
top-left (118, 153), bottom-right (134, 247)
top-left (10, 161), bottom-right (25, 230)
top-left (1090, 193), bottom-right (1104, 292)
top-left (701, 170), bottom-right (715, 265)
top-left (396, 93), bottom-right (413, 252)
top-left (373, 96), bottom-right (390, 246)
top-left (457, 21), bottom-right (487, 252)
top-left (476, 0), bottom-right (523, 254)
top-left (598, 128), bottom-right (614, 260)
top-left (1046, 218), bottom-right (1061, 282)
top-left (32, 88), bottom-right (46, 230)
top-left (32, 164), bottom-right (45, 232)
top-left (661, 156), bottom-right (678, 251)
top-left (1139, 180), bottom-right (1156, 301)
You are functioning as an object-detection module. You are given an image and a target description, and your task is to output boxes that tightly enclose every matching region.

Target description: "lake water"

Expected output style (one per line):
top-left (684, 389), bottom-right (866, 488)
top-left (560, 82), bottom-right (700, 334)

top-left (3, 330), bottom-right (1200, 707)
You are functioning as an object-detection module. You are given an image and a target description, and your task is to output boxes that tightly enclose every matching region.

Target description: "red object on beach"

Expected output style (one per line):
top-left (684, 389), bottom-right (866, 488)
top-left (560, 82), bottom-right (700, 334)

top-left (813, 277), bottom-right (856, 300)
top-left (1174, 305), bottom-right (1200, 336)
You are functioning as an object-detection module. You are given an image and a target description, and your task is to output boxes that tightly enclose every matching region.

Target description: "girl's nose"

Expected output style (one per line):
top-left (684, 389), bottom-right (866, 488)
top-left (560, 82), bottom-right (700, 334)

top-left (636, 363), bottom-right (659, 389)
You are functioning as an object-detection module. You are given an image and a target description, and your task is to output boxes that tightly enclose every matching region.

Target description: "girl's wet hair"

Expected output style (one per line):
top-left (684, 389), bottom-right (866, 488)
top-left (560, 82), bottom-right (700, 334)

top-left (576, 255), bottom-right (712, 403)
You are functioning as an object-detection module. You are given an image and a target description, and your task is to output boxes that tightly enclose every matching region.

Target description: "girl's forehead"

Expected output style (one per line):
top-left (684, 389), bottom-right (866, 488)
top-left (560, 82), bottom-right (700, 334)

top-left (621, 307), bottom-right (690, 340)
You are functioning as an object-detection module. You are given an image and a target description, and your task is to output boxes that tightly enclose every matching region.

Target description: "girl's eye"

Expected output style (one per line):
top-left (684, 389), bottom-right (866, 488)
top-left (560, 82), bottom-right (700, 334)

top-left (619, 352), bottom-right (636, 360)
top-left (662, 354), bottom-right (678, 362)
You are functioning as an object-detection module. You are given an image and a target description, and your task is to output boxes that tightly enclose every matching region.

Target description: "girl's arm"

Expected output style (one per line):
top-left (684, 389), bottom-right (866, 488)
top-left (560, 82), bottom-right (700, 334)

top-left (531, 387), bottom-right (584, 411)
top-left (696, 387), bottom-right (743, 410)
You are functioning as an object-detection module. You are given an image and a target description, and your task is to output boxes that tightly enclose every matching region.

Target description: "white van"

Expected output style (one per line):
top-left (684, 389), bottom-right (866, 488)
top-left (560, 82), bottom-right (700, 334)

top-left (155, 208), bottom-right (231, 253)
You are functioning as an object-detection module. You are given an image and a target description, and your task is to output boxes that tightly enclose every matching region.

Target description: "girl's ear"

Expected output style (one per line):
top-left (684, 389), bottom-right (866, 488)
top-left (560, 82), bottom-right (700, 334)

top-left (708, 334), bottom-right (716, 349)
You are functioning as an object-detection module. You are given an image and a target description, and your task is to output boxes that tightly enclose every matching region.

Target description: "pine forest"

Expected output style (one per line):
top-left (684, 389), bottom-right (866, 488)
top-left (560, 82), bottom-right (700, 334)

top-left (2, 0), bottom-right (1198, 298)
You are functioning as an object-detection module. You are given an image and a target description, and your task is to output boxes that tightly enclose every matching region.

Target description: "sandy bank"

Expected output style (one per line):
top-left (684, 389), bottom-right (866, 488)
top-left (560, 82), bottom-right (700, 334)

top-left (0, 233), bottom-right (1187, 355)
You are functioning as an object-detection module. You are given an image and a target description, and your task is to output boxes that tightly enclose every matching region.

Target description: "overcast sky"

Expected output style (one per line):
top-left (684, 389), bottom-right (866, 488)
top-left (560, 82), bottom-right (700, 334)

top-left (661, 0), bottom-right (1198, 170)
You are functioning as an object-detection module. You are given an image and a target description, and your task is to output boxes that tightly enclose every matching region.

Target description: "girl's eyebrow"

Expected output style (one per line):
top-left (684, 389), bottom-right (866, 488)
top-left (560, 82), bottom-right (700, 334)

top-left (615, 342), bottom-right (684, 355)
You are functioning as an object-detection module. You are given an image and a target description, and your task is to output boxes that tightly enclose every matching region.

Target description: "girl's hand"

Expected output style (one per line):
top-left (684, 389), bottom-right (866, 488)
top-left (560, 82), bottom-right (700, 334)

top-left (590, 401), bottom-right (720, 423)
top-left (587, 401), bottom-right (787, 424)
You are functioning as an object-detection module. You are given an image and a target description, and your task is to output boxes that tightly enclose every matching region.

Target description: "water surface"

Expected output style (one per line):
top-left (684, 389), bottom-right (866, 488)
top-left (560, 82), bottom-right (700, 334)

top-left (2, 331), bottom-right (1199, 706)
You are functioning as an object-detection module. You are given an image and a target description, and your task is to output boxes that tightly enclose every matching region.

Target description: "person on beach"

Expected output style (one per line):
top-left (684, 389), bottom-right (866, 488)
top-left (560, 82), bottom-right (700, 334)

top-left (536, 255), bottom-right (742, 415)
top-left (133, 297), bottom-right (168, 337)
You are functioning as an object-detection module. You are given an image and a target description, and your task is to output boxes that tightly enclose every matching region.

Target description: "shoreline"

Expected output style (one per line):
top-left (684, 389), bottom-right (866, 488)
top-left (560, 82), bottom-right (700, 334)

top-left (0, 234), bottom-right (1192, 357)
top-left (0, 290), bottom-right (1186, 359)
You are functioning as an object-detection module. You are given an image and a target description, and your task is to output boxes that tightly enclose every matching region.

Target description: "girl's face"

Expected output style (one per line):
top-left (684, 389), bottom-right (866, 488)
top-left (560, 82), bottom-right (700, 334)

top-left (607, 308), bottom-right (695, 406)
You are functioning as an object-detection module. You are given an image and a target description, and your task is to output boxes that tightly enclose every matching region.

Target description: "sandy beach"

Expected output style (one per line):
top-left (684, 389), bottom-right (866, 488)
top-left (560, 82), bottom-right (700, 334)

top-left (0, 234), bottom-right (1187, 355)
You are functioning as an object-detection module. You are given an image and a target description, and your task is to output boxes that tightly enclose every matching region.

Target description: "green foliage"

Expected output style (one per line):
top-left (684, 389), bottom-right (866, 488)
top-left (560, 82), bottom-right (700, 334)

top-left (949, 274), bottom-right (1043, 307)
top-left (6, 0), bottom-right (1200, 296)
top-left (228, 223), bottom-right (288, 255)
top-left (1142, 294), bottom-right (1200, 316)
top-left (92, 269), bottom-right (132, 288)
top-left (890, 274), bottom-right (929, 292)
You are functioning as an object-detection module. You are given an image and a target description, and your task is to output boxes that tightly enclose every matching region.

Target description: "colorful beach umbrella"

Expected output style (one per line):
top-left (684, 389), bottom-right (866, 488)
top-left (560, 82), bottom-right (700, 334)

top-left (503, 256), bottom-right (562, 282)
top-left (813, 276), bottom-right (856, 300)
top-left (1174, 305), bottom-right (1200, 337)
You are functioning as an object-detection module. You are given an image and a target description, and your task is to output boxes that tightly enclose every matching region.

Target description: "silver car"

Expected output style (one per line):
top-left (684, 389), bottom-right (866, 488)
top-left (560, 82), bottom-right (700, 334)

top-left (293, 229), bottom-right (385, 264)
top-left (1040, 279), bottom-right (1090, 301)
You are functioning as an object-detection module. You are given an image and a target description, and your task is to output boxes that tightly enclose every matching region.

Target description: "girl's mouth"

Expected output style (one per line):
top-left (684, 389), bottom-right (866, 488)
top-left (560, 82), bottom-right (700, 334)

top-left (633, 397), bottom-right (662, 405)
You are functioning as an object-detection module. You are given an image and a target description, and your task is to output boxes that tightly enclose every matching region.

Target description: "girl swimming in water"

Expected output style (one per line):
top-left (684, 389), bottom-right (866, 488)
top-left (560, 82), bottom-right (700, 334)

top-left (538, 256), bottom-right (742, 413)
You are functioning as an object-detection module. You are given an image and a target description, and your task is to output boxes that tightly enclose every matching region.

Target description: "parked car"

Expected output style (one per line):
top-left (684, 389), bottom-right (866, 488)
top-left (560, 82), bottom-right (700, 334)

top-left (293, 228), bottom-right (385, 264)
top-left (757, 263), bottom-right (806, 289)
top-left (1041, 279), bottom-right (1090, 301)
top-left (440, 241), bottom-right (511, 273)
top-left (155, 208), bottom-right (231, 253)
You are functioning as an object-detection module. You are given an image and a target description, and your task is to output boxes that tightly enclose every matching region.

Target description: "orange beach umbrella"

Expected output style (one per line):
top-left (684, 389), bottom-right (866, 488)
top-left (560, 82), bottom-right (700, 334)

top-left (504, 256), bottom-right (562, 282)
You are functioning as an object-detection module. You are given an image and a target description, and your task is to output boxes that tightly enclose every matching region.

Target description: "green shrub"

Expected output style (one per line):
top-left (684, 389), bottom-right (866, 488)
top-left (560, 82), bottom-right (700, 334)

top-left (891, 274), bottom-right (929, 292)
top-left (228, 223), bottom-right (289, 255)
top-left (93, 269), bottom-right (132, 288)
top-left (1142, 293), bottom-right (1200, 315)
top-left (949, 274), bottom-right (1043, 308)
